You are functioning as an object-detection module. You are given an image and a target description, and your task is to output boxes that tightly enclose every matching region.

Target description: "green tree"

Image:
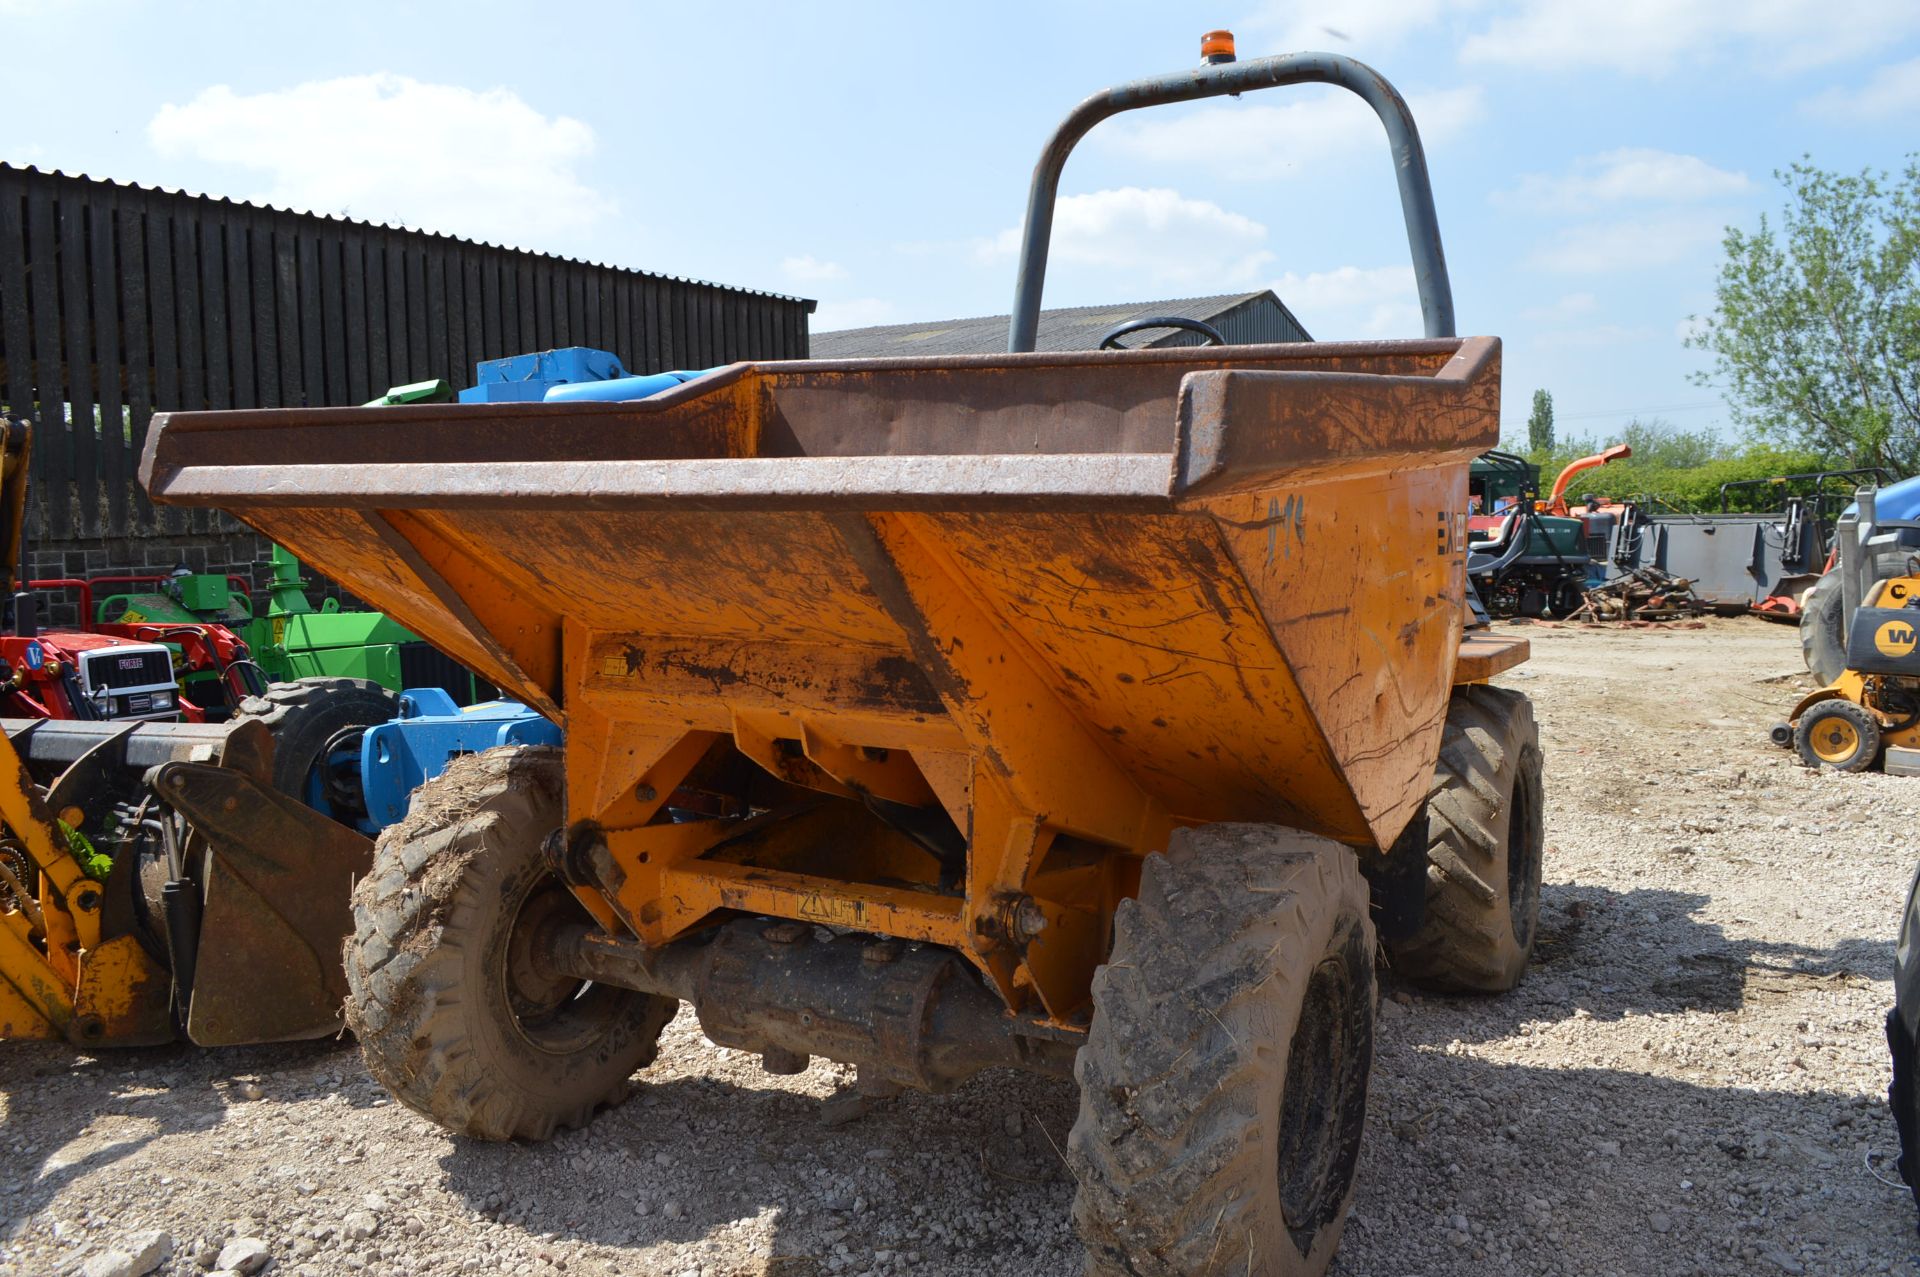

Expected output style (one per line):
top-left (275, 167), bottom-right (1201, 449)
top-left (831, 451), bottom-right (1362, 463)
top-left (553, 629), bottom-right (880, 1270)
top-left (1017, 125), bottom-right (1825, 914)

top-left (1615, 418), bottom-right (1718, 469)
top-left (1526, 388), bottom-right (1554, 453)
top-left (1527, 417), bottom-right (1833, 512)
top-left (1688, 157), bottom-right (1920, 473)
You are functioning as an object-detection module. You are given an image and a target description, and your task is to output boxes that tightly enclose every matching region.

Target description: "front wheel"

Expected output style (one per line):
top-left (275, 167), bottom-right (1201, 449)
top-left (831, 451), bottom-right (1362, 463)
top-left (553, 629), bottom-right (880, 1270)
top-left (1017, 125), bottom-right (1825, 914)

top-left (1794, 699), bottom-right (1881, 772)
top-left (343, 745), bottom-right (676, 1140)
top-left (1070, 826), bottom-right (1376, 1276)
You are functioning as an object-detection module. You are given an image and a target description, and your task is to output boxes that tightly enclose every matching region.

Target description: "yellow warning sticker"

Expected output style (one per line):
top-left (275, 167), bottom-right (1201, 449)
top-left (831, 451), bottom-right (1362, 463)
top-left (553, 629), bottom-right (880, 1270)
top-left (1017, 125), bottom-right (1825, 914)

top-left (796, 892), bottom-right (867, 928)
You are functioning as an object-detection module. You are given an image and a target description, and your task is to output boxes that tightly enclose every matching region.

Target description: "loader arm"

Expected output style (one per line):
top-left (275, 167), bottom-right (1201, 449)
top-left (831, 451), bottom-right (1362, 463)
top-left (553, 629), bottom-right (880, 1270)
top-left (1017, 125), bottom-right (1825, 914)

top-left (0, 715), bottom-right (375, 1046)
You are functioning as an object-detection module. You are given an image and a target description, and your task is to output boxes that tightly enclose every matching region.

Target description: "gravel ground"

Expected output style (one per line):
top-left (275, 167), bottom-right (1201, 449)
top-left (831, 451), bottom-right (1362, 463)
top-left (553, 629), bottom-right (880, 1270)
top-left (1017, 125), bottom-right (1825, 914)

top-left (3, 616), bottom-right (1919, 1276)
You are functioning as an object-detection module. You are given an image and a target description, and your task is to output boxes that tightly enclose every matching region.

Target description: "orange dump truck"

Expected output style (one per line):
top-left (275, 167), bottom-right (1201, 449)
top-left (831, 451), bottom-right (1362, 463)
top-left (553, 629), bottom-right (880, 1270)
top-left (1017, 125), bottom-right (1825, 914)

top-left (142, 41), bottom-right (1541, 1277)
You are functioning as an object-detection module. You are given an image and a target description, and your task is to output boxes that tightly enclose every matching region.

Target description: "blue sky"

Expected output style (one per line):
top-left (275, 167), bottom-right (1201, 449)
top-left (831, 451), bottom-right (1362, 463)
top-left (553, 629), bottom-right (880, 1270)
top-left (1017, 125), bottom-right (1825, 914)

top-left (5, 0), bottom-right (1919, 444)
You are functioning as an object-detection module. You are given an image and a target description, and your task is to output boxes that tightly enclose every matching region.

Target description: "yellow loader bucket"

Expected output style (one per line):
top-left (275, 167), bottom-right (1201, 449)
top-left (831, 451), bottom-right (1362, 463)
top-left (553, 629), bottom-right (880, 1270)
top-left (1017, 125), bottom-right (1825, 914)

top-left (144, 337), bottom-right (1507, 1018)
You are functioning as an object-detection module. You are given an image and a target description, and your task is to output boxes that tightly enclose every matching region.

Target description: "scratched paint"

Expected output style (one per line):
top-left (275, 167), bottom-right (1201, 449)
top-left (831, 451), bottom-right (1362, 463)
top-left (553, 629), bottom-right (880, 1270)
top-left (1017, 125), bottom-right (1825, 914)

top-left (1200, 465), bottom-right (1469, 847)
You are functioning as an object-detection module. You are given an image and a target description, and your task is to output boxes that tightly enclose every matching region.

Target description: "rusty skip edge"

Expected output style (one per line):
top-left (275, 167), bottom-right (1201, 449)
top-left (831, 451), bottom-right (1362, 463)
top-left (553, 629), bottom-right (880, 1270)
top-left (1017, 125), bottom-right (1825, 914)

top-left (139, 336), bottom-right (1500, 512)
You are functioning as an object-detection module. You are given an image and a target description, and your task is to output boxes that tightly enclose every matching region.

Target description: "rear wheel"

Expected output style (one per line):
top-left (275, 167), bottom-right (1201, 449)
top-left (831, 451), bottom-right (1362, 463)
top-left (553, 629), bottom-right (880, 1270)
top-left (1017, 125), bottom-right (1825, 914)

top-left (1384, 684), bottom-right (1544, 993)
top-left (234, 677), bottom-right (398, 826)
top-left (343, 746), bottom-right (676, 1140)
top-left (1070, 825), bottom-right (1376, 1276)
top-left (1801, 571), bottom-right (1847, 684)
top-left (1794, 699), bottom-right (1881, 772)
top-left (1802, 551), bottom-right (1913, 684)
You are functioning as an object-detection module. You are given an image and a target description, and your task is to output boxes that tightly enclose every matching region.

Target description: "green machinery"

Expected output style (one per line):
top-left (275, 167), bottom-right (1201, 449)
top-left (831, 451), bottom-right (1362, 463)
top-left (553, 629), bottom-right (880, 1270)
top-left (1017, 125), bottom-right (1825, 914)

top-left (95, 546), bottom-right (487, 702)
top-left (1467, 446), bottom-right (1630, 617)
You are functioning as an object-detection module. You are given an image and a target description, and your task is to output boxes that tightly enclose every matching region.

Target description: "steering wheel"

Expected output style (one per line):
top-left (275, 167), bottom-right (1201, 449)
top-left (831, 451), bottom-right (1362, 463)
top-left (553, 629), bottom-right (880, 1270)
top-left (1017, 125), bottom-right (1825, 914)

top-left (1096, 316), bottom-right (1228, 350)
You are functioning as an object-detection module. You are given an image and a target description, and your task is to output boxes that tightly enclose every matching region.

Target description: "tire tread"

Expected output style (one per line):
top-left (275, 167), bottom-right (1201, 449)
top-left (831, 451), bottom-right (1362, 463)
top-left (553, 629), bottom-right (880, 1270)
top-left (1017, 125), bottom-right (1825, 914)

top-left (1070, 826), bottom-right (1375, 1276)
top-left (1383, 684), bottom-right (1544, 993)
top-left (343, 746), bottom-right (673, 1142)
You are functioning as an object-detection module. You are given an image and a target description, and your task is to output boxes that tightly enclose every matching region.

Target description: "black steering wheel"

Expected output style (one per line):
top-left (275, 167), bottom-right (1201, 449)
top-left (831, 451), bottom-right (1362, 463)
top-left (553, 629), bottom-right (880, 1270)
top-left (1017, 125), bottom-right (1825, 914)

top-left (1096, 316), bottom-right (1228, 350)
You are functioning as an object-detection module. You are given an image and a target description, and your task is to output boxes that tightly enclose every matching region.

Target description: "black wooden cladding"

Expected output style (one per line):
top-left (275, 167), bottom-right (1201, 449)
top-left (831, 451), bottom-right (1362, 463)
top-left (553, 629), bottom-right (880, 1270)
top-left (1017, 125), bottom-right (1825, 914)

top-left (0, 164), bottom-right (815, 541)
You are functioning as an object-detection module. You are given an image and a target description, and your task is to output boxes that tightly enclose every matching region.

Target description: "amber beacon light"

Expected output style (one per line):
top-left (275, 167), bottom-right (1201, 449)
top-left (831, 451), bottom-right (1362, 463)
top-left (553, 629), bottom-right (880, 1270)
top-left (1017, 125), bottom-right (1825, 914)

top-left (1201, 29), bottom-right (1236, 63)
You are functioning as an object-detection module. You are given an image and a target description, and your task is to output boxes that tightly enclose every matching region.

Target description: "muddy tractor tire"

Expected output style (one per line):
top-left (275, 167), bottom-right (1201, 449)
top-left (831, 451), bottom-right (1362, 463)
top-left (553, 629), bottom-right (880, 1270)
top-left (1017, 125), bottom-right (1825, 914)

top-left (1801, 570), bottom-right (1851, 685)
top-left (234, 677), bottom-right (398, 825)
top-left (343, 746), bottom-right (677, 1141)
top-left (1070, 825), bottom-right (1376, 1277)
top-left (1384, 684), bottom-right (1545, 994)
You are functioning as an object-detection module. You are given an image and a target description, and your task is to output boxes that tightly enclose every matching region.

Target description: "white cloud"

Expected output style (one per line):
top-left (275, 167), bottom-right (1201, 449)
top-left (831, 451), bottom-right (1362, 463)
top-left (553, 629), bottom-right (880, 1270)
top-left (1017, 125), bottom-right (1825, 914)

top-left (1522, 292), bottom-right (1598, 323)
top-left (979, 187), bottom-right (1275, 289)
top-left (780, 254), bottom-right (846, 284)
top-left (1529, 211), bottom-right (1727, 273)
top-left (1532, 323), bottom-right (1659, 351)
top-left (1098, 86), bottom-right (1483, 182)
top-left (1240, 0), bottom-right (1485, 52)
top-left (148, 75), bottom-right (612, 251)
top-left (811, 298), bottom-right (898, 333)
top-left (1803, 55), bottom-right (1920, 119)
top-left (1272, 264), bottom-right (1420, 338)
top-left (1462, 0), bottom-right (1920, 74)
top-left (1496, 149), bottom-right (1750, 212)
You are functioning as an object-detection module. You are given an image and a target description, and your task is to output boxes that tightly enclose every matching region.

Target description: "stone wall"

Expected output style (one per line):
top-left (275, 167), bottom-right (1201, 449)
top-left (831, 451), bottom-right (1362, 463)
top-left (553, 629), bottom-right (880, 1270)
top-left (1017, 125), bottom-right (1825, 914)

top-left (23, 531), bottom-right (361, 630)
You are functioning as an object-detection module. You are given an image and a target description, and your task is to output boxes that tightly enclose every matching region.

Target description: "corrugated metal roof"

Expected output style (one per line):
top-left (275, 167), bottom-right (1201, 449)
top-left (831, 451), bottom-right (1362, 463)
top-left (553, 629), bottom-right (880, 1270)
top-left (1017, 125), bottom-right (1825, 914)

top-left (0, 163), bottom-right (814, 308)
top-left (809, 290), bottom-right (1309, 357)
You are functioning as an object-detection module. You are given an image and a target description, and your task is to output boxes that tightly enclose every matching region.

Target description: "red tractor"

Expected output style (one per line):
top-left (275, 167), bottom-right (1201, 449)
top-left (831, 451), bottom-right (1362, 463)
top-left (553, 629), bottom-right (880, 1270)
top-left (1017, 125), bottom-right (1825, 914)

top-left (0, 460), bottom-right (256, 724)
top-left (26, 572), bottom-right (266, 720)
top-left (0, 622), bottom-right (185, 722)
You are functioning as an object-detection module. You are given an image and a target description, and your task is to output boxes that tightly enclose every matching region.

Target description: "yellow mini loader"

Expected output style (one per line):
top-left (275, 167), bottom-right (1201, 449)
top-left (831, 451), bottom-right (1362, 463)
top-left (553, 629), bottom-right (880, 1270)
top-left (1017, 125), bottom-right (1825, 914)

top-left (142, 37), bottom-right (1543, 1277)
top-left (1777, 571), bottom-right (1920, 773)
top-left (0, 421), bottom-right (388, 1047)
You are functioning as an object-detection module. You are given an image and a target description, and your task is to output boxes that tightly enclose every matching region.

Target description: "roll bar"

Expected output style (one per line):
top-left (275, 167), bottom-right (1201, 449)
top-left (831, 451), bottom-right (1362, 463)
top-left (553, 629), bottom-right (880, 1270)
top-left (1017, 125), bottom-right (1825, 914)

top-left (1008, 51), bottom-right (1454, 352)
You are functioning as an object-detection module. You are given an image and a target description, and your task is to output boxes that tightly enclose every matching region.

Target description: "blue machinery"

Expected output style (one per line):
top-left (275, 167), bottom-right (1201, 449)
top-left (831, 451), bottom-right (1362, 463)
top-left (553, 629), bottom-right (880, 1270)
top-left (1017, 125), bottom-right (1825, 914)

top-left (457, 347), bottom-right (713, 405)
top-left (360, 347), bottom-right (704, 828)
top-left (359, 689), bottom-right (559, 828)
